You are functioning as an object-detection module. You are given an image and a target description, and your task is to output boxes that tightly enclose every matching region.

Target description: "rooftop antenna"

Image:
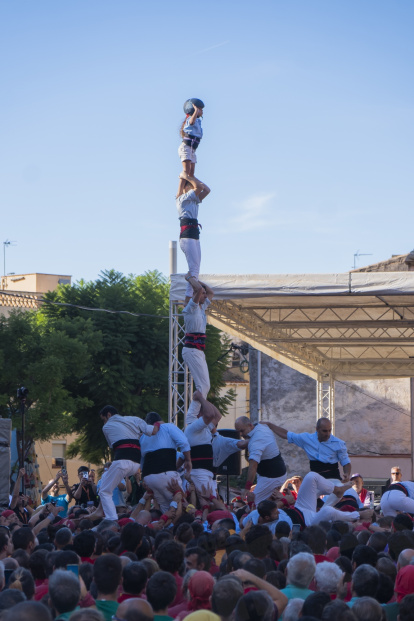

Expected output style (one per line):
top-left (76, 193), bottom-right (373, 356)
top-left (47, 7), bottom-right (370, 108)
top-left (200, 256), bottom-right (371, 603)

top-left (3, 240), bottom-right (17, 277)
top-left (353, 250), bottom-right (372, 270)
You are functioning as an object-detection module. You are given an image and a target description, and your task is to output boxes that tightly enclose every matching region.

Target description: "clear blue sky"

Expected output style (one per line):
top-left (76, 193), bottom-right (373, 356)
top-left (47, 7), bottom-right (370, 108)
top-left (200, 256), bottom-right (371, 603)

top-left (1, 0), bottom-right (413, 282)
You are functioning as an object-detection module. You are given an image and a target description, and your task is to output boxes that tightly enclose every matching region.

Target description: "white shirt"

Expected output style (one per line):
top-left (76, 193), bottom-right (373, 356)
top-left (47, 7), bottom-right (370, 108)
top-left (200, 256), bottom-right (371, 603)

top-left (182, 298), bottom-right (211, 334)
top-left (176, 189), bottom-right (201, 221)
top-left (212, 433), bottom-right (241, 468)
top-left (185, 417), bottom-right (214, 447)
top-left (287, 431), bottom-right (350, 466)
top-left (102, 414), bottom-right (154, 448)
top-left (140, 423), bottom-right (190, 462)
top-left (242, 508), bottom-right (293, 533)
top-left (247, 424), bottom-right (281, 463)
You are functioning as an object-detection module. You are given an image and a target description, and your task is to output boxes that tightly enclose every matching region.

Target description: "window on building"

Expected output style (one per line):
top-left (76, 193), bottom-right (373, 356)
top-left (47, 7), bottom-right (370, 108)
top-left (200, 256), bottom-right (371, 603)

top-left (51, 441), bottom-right (66, 470)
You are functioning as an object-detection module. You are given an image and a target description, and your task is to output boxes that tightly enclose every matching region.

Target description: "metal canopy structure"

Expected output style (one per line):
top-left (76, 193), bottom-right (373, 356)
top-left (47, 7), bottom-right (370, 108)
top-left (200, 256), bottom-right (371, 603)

top-left (170, 271), bottom-right (414, 381)
top-left (169, 271), bottom-right (414, 424)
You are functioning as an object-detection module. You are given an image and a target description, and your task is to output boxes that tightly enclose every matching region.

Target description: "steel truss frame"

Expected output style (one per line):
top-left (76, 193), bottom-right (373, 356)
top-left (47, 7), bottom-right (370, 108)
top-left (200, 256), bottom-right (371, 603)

top-left (168, 301), bottom-right (192, 425)
top-left (206, 298), bottom-right (414, 380)
top-left (317, 374), bottom-right (335, 432)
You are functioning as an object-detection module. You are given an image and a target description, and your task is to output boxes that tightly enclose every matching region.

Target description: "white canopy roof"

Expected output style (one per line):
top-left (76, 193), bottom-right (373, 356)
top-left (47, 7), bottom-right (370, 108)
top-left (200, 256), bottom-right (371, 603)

top-left (170, 272), bottom-right (414, 380)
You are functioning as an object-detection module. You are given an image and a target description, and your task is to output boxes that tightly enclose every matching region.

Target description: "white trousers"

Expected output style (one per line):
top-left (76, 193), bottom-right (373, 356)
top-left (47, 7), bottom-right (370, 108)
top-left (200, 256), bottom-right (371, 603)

top-left (381, 490), bottom-right (414, 517)
top-left (99, 459), bottom-right (139, 521)
top-left (182, 347), bottom-right (210, 424)
top-left (144, 472), bottom-right (183, 513)
top-left (180, 237), bottom-right (201, 298)
top-left (296, 472), bottom-right (360, 526)
top-left (190, 469), bottom-right (217, 497)
top-left (323, 478), bottom-right (344, 506)
top-left (253, 473), bottom-right (287, 505)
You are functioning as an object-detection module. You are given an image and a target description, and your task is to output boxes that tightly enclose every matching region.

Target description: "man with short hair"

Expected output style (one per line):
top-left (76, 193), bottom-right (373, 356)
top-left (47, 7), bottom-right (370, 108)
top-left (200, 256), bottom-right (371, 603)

top-left (2, 601), bottom-right (52, 621)
top-left (71, 466), bottom-right (98, 507)
top-left (94, 553), bottom-right (122, 620)
top-left (235, 416), bottom-right (286, 503)
top-left (397, 548), bottom-right (414, 570)
top-left (242, 499), bottom-right (293, 534)
top-left (211, 576), bottom-right (244, 621)
top-left (281, 552), bottom-right (316, 601)
top-left (12, 527), bottom-right (36, 554)
top-left (146, 571), bottom-right (177, 621)
top-left (48, 569), bottom-right (80, 620)
top-left (351, 545), bottom-right (378, 569)
top-left (54, 527), bottom-right (72, 550)
top-left (185, 546), bottom-right (211, 572)
top-left (348, 564), bottom-right (379, 606)
top-left (117, 598), bottom-right (154, 621)
top-left (154, 541), bottom-right (184, 607)
top-left (118, 562), bottom-right (148, 603)
top-left (0, 531), bottom-right (13, 560)
top-left (90, 405), bottom-right (159, 522)
top-left (262, 417), bottom-right (351, 483)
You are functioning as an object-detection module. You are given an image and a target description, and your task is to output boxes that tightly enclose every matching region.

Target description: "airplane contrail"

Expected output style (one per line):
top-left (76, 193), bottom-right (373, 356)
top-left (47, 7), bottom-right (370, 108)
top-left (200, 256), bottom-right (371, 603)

top-left (195, 41), bottom-right (229, 55)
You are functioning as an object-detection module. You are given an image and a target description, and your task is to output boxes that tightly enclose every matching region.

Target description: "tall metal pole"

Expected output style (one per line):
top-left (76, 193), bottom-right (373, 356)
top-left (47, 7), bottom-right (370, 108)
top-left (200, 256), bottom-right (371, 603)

top-left (169, 241), bottom-right (177, 276)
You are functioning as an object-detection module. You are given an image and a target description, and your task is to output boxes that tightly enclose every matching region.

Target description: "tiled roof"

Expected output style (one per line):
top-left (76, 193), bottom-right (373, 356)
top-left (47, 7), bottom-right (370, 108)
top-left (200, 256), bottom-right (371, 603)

top-left (352, 250), bottom-right (414, 272)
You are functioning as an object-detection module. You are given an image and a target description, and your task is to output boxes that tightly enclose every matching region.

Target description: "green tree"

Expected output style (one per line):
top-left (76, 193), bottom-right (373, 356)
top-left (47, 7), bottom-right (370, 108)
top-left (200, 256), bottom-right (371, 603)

top-left (41, 270), bottom-right (234, 462)
top-left (0, 310), bottom-right (94, 457)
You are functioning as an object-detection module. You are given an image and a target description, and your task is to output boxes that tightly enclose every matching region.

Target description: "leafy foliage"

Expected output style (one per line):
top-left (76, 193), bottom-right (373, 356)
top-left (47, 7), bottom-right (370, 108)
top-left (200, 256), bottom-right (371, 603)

top-left (40, 270), bottom-right (234, 461)
top-left (0, 311), bottom-right (93, 444)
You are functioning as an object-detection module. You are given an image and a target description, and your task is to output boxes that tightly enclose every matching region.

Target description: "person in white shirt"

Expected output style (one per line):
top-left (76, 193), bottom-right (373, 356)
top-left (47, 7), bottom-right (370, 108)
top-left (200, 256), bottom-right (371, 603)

top-left (182, 275), bottom-right (214, 423)
top-left (140, 411), bottom-right (192, 513)
top-left (380, 480), bottom-right (414, 516)
top-left (242, 499), bottom-right (293, 534)
top-left (176, 172), bottom-right (210, 303)
top-left (185, 391), bottom-right (247, 497)
top-left (90, 405), bottom-right (158, 522)
top-left (235, 417), bottom-right (287, 504)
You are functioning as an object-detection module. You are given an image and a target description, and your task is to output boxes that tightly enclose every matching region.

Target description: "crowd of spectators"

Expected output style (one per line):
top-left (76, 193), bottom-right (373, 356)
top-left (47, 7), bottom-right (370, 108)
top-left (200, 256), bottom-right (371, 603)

top-left (1, 464), bottom-right (414, 621)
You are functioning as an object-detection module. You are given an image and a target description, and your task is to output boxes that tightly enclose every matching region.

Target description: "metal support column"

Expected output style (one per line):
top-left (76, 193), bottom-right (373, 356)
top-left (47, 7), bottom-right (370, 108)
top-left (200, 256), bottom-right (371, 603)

top-left (317, 373), bottom-right (335, 433)
top-left (168, 300), bottom-right (192, 426)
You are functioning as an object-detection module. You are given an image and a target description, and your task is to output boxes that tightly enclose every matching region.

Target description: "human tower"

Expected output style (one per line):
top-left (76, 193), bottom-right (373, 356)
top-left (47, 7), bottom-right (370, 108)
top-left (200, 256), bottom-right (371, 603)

top-left (175, 98), bottom-right (213, 423)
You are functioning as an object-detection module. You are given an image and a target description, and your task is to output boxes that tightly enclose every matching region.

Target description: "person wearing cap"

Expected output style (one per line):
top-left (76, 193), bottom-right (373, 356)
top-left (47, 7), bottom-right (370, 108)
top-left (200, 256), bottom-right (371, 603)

top-left (235, 416), bottom-right (287, 504)
top-left (88, 405), bottom-right (159, 522)
top-left (351, 473), bottom-right (371, 508)
top-left (261, 418), bottom-right (351, 484)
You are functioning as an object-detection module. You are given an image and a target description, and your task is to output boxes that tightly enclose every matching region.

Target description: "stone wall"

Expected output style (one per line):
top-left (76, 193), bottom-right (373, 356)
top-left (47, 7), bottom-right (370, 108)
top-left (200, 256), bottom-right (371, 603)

top-left (249, 349), bottom-right (412, 479)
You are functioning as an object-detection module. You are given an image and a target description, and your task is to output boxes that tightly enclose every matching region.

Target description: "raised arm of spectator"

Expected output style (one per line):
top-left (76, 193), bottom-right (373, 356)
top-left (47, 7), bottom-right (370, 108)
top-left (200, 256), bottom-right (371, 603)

top-left (61, 472), bottom-right (73, 500)
top-left (130, 490), bottom-right (153, 521)
top-left (31, 504), bottom-right (61, 535)
top-left (231, 569), bottom-right (288, 615)
top-left (259, 420), bottom-right (288, 440)
top-left (9, 468), bottom-right (25, 509)
top-left (41, 474), bottom-right (59, 500)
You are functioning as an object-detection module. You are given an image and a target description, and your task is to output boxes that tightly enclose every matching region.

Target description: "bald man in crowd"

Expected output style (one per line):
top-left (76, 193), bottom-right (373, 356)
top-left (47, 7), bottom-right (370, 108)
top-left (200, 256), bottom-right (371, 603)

top-left (235, 416), bottom-right (286, 504)
top-left (262, 416), bottom-right (351, 476)
top-left (117, 598), bottom-right (154, 621)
